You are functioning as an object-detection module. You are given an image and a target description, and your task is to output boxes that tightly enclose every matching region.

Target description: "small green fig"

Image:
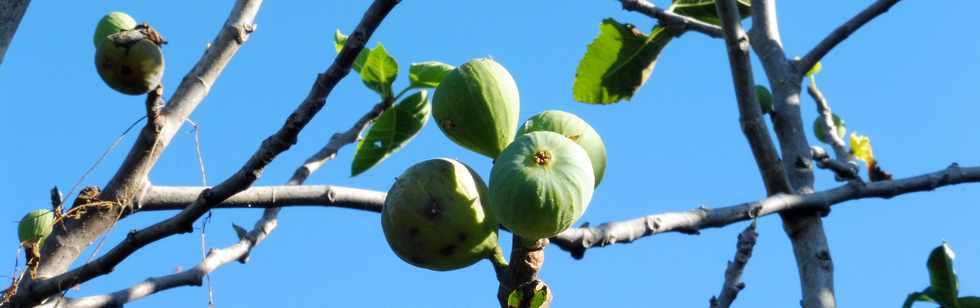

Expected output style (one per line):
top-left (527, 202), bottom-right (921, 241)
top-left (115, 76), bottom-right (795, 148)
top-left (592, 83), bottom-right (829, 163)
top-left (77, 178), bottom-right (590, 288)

top-left (518, 110), bottom-right (607, 187)
top-left (813, 113), bottom-right (846, 144)
top-left (18, 209), bottom-right (54, 246)
top-left (382, 158), bottom-right (499, 271)
top-left (93, 12), bottom-right (137, 47)
top-left (432, 58), bottom-right (520, 159)
top-left (489, 131), bottom-right (595, 240)
top-left (95, 30), bottom-right (165, 95)
top-left (755, 85), bottom-right (773, 114)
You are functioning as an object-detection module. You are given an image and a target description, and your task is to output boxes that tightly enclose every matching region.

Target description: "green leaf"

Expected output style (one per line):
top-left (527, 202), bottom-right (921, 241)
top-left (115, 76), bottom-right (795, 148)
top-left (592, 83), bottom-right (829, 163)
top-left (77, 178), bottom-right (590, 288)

top-left (755, 85), bottom-right (772, 114)
top-left (959, 296), bottom-right (980, 308)
top-left (409, 61), bottom-right (454, 89)
top-left (670, 0), bottom-right (752, 25)
top-left (927, 242), bottom-right (959, 307)
top-left (903, 288), bottom-right (937, 308)
top-left (360, 43), bottom-right (399, 97)
top-left (351, 91), bottom-right (430, 176)
top-left (334, 29), bottom-right (371, 73)
top-left (573, 19), bottom-right (673, 104)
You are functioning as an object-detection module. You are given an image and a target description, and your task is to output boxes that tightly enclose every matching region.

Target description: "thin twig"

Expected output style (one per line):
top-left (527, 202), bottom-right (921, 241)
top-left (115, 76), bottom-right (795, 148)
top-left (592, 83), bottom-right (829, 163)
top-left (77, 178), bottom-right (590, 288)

top-left (710, 222), bottom-right (758, 308)
top-left (618, 0), bottom-right (724, 38)
top-left (797, 0), bottom-right (902, 78)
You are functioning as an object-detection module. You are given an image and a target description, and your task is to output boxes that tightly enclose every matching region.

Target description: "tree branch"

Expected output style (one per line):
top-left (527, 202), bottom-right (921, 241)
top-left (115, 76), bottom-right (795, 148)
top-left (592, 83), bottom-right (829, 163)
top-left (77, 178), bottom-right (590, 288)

top-left (34, 0), bottom-right (264, 285)
top-left (133, 165), bottom-right (980, 262)
top-left (797, 0), bottom-right (902, 79)
top-left (498, 236), bottom-right (551, 308)
top-left (709, 223), bottom-right (758, 308)
top-left (715, 0), bottom-right (791, 196)
top-left (806, 82), bottom-right (858, 180)
top-left (549, 164), bottom-right (979, 258)
top-left (747, 1), bottom-right (837, 306)
top-left (12, 1), bottom-right (402, 306)
top-left (0, 0), bottom-right (30, 66)
top-left (618, 0), bottom-right (724, 38)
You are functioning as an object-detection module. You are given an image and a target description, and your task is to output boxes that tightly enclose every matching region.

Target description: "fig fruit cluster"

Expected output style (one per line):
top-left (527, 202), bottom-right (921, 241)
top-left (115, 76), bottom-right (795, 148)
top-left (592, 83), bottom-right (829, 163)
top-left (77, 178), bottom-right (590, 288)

top-left (383, 58), bottom-right (609, 271)
top-left (93, 12), bottom-right (165, 95)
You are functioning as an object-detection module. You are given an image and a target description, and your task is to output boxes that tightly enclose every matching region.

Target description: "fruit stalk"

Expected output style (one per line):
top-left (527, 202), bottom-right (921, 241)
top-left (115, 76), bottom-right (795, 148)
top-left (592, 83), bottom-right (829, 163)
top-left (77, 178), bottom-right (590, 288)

top-left (497, 235), bottom-right (552, 308)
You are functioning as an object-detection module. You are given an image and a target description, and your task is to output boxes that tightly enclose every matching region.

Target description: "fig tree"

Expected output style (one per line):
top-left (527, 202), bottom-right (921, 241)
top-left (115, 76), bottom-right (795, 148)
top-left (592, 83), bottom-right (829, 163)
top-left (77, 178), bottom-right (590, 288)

top-left (382, 158), bottom-right (499, 271)
top-left (518, 110), bottom-right (607, 187)
top-left (489, 131), bottom-right (595, 240)
top-left (432, 58), bottom-right (520, 159)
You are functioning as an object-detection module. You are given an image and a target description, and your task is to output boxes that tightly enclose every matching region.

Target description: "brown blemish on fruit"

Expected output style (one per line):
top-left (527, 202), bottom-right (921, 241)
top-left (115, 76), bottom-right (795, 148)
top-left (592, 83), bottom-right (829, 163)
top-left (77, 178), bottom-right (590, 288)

top-left (457, 232), bottom-right (467, 243)
top-left (567, 134), bottom-right (581, 141)
top-left (441, 119), bottom-right (456, 131)
top-left (408, 227), bottom-right (420, 238)
top-left (423, 200), bottom-right (441, 220)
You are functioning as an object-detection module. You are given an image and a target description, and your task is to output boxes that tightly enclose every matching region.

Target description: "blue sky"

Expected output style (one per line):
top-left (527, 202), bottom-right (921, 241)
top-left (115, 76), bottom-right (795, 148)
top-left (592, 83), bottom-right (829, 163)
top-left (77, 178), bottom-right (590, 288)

top-left (2, 1), bottom-right (978, 307)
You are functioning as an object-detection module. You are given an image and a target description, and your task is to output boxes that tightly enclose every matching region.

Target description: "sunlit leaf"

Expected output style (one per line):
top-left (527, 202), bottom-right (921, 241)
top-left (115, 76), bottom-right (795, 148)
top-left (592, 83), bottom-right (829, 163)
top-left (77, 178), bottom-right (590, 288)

top-left (351, 91), bottom-right (430, 176)
top-left (334, 29), bottom-right (371, 73)
top-left (670, 0), bottom-right (751, 25)
top-left (360, 43), bottom-right (399, 97)
top-left (573, 19), bottom-right (673, 104)
top-left (409, 61), bottom-right (454, 89)
top-left (506, 282), bottom-right (550, 308)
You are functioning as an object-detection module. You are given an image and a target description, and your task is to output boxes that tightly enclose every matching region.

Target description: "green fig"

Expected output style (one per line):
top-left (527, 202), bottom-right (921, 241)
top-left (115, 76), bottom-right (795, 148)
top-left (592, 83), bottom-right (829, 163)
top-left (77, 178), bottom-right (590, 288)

top-left (18, 209), bottom-right (54, 246)
top-left (93, 12), bottom-right (137, 48)
top-left (489, 131), bottom-right (595, 240)
top-left (382, 158), bottom-right (499, 271)
top-left (95, 30), bottom-right (165, 95)
top-left (432, 58), bottom-right (520, 159)
top-left (755, 85), bottom-right (772, 114)
top-left (813, 113), bottom-right (846, 144)
top-left (518, 110), bottom-right (607, 187)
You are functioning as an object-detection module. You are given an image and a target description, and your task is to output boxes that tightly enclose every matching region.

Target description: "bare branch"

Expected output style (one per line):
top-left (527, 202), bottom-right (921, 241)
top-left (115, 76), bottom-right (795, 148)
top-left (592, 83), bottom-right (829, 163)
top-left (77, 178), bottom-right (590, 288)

top-left (714, 0), bottom-right (791, 197)
top-left (746, 1), bottom-right (838, 306)
top-left (798, 0), bottom-right (902, 79)
top-left (0, 0), bottom-right (30, 66)
top-left (12, 0), bottom-right (403, 305)
top-left (290, 98), bottom-right (393, 183)
top-left (136, 165), bottom-right (980, 261)
top-left (618, 0), bottom-right (724, 38)
top-left (710, 223), bottom-right (758, 308)
top-left (811, 147), bottom-right (858, 181)
top-left (35, 0), bottom-right (264, 284)
top-left (550, 164), bottom-right (980, 258)
top-left (807, 82), bottom-right (858, 181)
top-left (138, 185), bottom-right (385, 212)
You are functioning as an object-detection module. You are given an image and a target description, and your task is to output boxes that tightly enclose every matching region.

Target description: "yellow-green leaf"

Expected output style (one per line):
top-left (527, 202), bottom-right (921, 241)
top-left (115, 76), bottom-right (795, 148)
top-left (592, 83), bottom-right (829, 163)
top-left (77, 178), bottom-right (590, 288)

top-left (573, 19), bottom-right (673, 104)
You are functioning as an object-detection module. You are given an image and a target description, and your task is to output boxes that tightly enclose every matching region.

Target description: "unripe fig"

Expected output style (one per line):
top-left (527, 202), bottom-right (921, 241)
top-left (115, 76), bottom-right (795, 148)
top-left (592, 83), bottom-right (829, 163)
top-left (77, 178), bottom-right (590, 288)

top-left (813, 113), bottom-right (846, 144)
top-left (95, 30), bottom-right (165, 95)
top-left (432, 58), bottom-right (520, 159)
top-left (382, 158), bottom-right (499, 271)
top-left (93, 12), bottom-right (137, 47)
top-left (489, 131), bottom-right (595, 240)
top-left (755, 85), bottom-right (772, 114)
top-left (18, 209), bottom-right (54, 246)
top-left (518, 110), bottom-right (607, 187)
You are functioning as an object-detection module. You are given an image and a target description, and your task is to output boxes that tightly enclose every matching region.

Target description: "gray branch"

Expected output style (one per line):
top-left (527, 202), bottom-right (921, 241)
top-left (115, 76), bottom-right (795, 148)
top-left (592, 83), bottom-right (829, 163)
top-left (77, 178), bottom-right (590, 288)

top-left (0, 0), bottom-right (30, 66)
top-left (549, 164), bottom-right (979, 259)
top-left (33, 0), bottom-right (264, 287)
top-left (747, 1), bottom-right (837, 306)
top-left (130, 165), bottom-right (980, 263)
top-left (798, 0), bottom-right (902, 79)
top-left (714, 0), bottom-right (792, 196)
top-left (806, 82), bottom-right (858, 181)
top-left (619, 0), bottom-right (724, 38)
top-left (710, 223), bottom-right (758, 308)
